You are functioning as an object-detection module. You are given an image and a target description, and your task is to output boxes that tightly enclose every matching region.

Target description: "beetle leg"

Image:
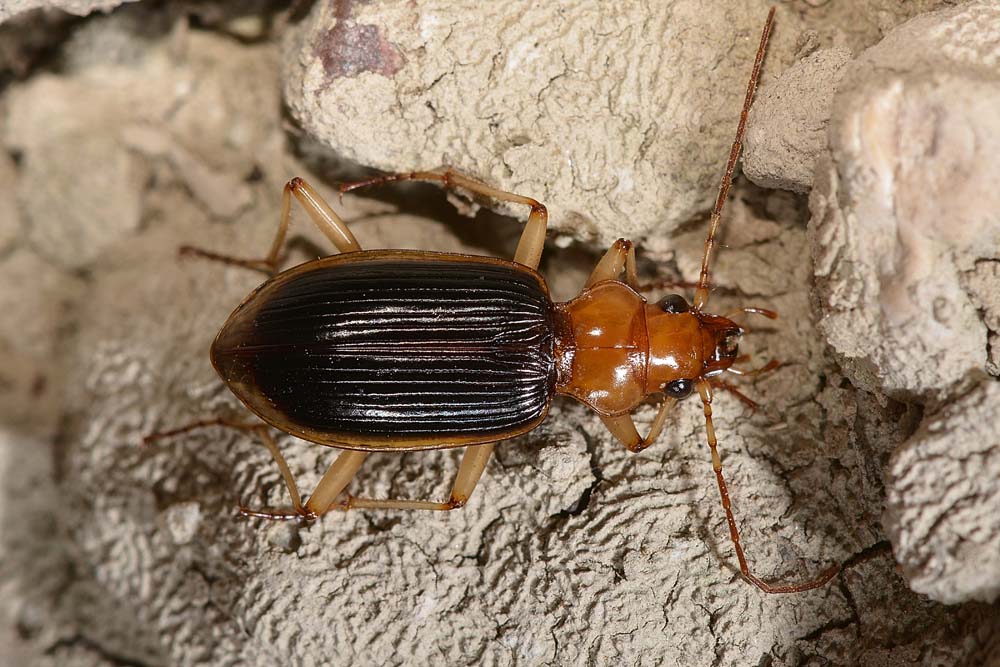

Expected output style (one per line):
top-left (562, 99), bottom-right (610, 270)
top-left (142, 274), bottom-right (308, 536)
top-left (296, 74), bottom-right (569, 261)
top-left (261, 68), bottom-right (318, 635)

top-left (144, 418), bottom-right (313, 519)
top-left (235, 447), bottom-right (370, 520)
top-left (694, 379), bottom-right (840, 593)
top-left (585, 238), bottom-right (639, 289)
top-left (727, 357), bottom-right (781, 378)
top-left (599, 398), bottom-right (676, 453)
top-left (708, 378), bottom-right (760, 412)
top-left (338, 169), bottom-right (549, 269)
top-left (336, 443), bottom-right (496, 512)
top-left (302, 450), bottom-right (369, 516)
top-left (179, 177), bottom-right (362, 275)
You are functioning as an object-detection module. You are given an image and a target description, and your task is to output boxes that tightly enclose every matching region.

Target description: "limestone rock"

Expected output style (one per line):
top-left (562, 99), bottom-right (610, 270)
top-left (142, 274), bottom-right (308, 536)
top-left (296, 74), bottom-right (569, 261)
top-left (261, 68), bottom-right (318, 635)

top-left (809, 1), bottom-right (1000, 399)
top-left (743, 46), bottom-right (851, 193)
top-left (282, 1), bottom-right (787, 246)
top-left (885, 381), bottom-right (1000, 604)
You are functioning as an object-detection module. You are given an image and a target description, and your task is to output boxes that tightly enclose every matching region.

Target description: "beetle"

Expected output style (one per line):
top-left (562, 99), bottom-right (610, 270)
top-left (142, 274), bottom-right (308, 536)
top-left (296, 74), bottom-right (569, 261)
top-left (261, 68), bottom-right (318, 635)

top-left (147, 8), bottom-right (838, 593)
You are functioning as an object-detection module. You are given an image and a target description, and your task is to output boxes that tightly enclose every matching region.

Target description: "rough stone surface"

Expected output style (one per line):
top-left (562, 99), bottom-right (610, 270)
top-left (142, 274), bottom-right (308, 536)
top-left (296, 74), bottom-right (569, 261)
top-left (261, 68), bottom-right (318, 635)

top-left (0, 0), bottom-right (135, 22)
top-left (966, 260), bottom-right (1000, 379)
top-left (282, 1), bottom-right (948, 248)
top-left (0, 153), bottom-right (19, 254)
top-left (809, 1), bottom-right (1000, 400)
top-left (1, 4), bottom-right (999, 667)
top-left (283, 0), bottom-right (788, 247)
top-left (885, 380), bottom-right (1000, 604)
top-left (52, 170), bottom-right (998, 667)
top-left (743, 46), bottom-right (851, 193)
top-left (2, 6), bottom-right (276, 270)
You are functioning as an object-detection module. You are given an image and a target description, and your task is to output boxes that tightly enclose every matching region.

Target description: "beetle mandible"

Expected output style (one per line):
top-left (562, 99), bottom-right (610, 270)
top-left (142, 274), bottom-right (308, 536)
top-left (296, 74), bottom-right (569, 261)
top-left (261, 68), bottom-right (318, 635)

top-left (148, 8), bottom-right (839, 594)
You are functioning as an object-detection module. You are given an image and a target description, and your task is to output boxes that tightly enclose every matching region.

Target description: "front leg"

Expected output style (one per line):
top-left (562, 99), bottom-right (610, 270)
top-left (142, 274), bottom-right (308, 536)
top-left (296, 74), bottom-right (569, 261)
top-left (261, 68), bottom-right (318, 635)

top-left (586, 238), bottom-right (639, 289)
top-left (599, 398), bottom-right (676, 453)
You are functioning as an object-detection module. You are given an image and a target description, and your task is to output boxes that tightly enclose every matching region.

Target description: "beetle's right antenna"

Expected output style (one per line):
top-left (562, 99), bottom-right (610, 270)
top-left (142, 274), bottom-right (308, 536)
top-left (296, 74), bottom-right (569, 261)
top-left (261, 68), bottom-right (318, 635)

top-left (692, 7), bottom-right (775, 312)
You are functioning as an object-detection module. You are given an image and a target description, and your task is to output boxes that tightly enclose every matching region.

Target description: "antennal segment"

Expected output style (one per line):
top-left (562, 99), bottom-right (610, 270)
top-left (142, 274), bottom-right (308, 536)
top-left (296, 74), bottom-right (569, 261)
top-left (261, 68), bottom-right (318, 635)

top-left (693, 7), bottom-right (775, 311)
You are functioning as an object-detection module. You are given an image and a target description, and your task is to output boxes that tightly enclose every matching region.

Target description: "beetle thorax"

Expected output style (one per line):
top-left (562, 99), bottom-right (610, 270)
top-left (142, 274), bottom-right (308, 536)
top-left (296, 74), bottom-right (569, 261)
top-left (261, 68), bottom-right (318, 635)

top-left (553, 281), bottom-right (743, 415)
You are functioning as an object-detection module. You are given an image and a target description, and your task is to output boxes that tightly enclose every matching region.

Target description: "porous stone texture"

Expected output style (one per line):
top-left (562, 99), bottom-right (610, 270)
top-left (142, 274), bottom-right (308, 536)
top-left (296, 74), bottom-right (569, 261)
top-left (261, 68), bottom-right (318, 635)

top-left (965, 259), bottom-right (1000, 378)
top-left (283, 0), bottom-right (788, 247)
top-left (51, 169), bottom-right (998, 667)
top-left (809, 0), bottom-right (1000, 400)
top-left (885, 381), bottom-right (1000, 605)
top-left (806, 0), bottom-right (1000, 609)
top-left (0, 0), bottom-right (134, 22)
top-left (1, 3), bottom-right (999, 667)
top-left (2, 5), bottom-right (276, 271)
top-left (281, 0), bottom-right (951, 249)
top-left (742, 46), bottom-right (851, 193)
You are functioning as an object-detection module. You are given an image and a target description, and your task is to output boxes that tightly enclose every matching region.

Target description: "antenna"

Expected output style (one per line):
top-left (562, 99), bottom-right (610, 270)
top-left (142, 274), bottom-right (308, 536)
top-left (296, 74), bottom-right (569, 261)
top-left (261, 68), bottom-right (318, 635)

top-left (692, 7), bottom-right (775, 311)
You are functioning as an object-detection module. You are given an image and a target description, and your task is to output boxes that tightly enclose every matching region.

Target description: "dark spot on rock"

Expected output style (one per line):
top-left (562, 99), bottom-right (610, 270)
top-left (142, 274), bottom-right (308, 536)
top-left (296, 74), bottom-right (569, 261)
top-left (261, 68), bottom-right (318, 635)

top-left (316, 2), bottom-right (404, 80)
top-left (244, 164), bottom-right (264, 183)
top-left (30, 373), bottom-right (46, 397)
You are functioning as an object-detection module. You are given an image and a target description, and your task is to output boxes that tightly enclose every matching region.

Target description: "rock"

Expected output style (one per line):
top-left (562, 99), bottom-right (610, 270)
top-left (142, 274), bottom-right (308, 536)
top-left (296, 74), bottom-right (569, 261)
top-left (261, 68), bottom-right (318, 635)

top-left (743, 47), bottom-right (851, 193)
top-left (808, 0), bottom-right (1000, 609)
top-left (809, 1), bottom-right (1000, 399)
top-left (2, 4), bottom-right (998, 667)
top-left (0, 154), bottom-right (19, 255)
top-left (0, 0), bottom-right (136, 23)
top-left (885, 380), bottom-right (1000, 604)
top-left (2, 13), bottom-right (278, 269)
top-left (282, 0), bottom-right (789, 246)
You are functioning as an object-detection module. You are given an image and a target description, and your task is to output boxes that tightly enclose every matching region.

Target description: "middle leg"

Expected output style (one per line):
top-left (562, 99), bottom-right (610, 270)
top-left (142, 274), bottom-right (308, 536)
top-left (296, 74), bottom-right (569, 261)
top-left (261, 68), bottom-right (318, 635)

top-left (586, 238), bottom-right (639, 289)
top-left (342, 443), bottom-right (496, 512)
top-left (338, 169), bottom-right (549, 269)
top-left (180, 177), bottom-right (363, 276)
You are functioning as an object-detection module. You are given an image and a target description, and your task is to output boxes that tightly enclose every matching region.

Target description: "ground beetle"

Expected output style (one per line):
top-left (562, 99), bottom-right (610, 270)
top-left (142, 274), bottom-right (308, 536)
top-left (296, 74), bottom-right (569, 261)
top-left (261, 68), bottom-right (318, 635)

top-left (148, 8), bottom-right (839, 594)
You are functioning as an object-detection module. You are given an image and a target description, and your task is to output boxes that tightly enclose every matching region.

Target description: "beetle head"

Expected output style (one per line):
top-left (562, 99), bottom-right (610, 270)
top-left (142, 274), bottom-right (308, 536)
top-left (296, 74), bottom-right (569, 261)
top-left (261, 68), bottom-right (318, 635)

top-left (697, 312), bottom-right (743, 378)
top-left (644, 294), bottom-right (742, 398)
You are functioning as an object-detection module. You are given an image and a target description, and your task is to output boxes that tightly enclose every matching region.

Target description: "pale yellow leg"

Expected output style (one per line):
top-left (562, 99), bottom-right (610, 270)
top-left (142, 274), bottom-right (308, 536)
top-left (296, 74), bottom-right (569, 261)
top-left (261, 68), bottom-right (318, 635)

top-left (585, 238), bottom-right (639, 289)
top-left (143, 418), bottom-right (347, 520)
top-left (255, 426), bottom-right (305, 512)
top-left (599, 398), bottom-right (676, 453)
top-left (180, 177), bottom-right (362, 275)
top-left (303, 450), bottom-right (369, 516)
top-left (146, 423), bottom-right (500, 518)
top-left (339, 169), bottom-right (549, 270)
top-left (344, 443), bottom-right (496, 511)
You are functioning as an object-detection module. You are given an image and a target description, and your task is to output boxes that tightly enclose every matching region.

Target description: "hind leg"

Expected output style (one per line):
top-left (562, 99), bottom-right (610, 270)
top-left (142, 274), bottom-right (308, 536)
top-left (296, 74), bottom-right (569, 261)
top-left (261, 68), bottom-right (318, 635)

top-left (144, 419), bottom-right (367, 520)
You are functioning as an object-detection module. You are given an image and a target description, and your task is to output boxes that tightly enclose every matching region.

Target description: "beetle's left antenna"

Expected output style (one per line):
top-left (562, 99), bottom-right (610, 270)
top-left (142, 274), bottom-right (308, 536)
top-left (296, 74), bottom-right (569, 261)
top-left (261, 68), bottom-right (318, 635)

top-left (692, 7), bottom-right (775, 312)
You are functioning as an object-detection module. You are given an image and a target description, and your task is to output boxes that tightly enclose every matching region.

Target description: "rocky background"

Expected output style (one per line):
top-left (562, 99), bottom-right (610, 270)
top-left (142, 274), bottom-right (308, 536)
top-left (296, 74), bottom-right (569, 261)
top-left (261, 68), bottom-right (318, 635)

top-left (0, 1), bottom-right (998, 666)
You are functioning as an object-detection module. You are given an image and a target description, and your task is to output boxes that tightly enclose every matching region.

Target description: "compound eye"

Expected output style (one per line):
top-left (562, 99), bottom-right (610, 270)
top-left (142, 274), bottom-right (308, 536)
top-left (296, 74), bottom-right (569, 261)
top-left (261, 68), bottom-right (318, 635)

top-left (658, 294), bottom-right (690, 314)
top-left (664, 378), bottom-right (694, 399)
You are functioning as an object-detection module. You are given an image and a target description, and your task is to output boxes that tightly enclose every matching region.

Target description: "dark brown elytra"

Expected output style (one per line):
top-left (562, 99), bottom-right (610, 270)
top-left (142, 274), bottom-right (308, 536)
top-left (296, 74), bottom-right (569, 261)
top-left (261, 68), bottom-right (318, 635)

top-left (147, 7), bottom-right (839, 594)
